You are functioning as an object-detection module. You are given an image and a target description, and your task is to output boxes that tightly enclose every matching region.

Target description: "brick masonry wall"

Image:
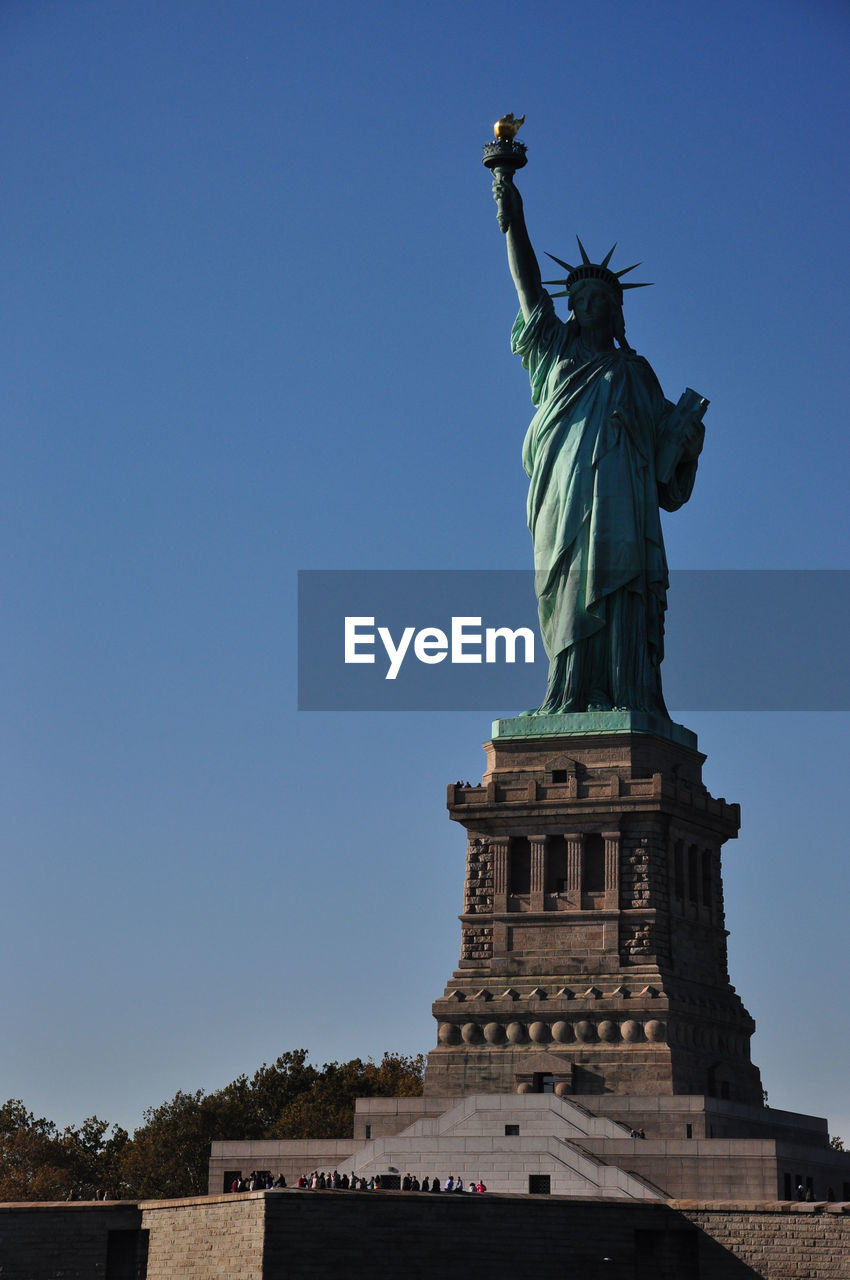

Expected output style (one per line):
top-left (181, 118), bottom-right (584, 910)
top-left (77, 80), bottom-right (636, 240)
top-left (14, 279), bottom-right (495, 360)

top-left (0, 1193), bottom-right (847, 1279)
top-left (141, 1194), bottom-right (265, 1279)
top-left (680, 1203), bottom-right (850, 1280)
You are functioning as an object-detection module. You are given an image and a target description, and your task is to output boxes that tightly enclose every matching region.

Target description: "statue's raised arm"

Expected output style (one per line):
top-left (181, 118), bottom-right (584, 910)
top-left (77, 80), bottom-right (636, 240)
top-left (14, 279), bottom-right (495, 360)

top-left (492, 172), bottom-right (544, 321)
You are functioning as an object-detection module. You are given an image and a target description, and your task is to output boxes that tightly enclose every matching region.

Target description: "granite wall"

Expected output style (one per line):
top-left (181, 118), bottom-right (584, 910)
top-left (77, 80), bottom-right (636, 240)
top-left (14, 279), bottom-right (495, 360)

top-left (0, 1201), bottom-right (144, 1279)
top-left (1, 1192), bottom-right (847, 1279)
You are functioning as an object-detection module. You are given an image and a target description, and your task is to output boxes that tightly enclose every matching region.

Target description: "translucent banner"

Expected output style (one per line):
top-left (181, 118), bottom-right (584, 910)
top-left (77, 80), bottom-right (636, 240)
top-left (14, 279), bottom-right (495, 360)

top-left (297, 570), bottom-right (850, 711)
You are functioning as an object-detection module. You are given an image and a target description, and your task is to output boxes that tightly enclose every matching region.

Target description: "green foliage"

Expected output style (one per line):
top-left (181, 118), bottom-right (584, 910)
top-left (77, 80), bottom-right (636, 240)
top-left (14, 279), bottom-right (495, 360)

top-left (829, 1134), bottom-right (845, 1151)
top-left (59, 1115), bottom-right (130, 1199)
top-left (220, 1049), bottom-right (321, 1138)
top-left (268, 1052), bottom-right (425, 1140)
top-left (0, 1101), bottom-right (67, 1202)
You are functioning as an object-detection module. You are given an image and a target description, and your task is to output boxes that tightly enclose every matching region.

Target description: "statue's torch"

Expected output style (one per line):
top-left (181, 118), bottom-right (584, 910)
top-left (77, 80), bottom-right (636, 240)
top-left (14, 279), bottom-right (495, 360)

top-left (483, 114), bottom-right (527, 230)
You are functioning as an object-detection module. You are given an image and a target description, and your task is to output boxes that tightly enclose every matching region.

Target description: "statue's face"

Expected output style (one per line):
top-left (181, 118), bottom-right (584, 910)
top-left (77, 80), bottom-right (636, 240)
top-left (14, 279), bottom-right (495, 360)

top-left (570, 281), bottom-right (616, 332)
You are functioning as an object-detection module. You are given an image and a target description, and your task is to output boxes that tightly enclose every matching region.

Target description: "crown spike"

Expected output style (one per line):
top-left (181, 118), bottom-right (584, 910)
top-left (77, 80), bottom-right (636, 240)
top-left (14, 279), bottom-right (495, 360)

top-left (542, 242), bottom-right (653, 301)
top-left (545, 252), bottom-right (576, 273)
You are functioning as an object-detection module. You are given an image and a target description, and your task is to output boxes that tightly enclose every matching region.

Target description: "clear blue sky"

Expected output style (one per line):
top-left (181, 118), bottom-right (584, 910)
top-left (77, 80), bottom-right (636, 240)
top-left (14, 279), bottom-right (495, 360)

top-left (2, 0), bottom-right (848, 1141)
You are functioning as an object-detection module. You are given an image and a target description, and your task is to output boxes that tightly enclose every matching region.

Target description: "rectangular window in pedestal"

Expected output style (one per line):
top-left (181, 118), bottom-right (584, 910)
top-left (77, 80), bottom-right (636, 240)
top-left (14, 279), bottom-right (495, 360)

top-left (509, 837), bottom-right (531, 893)
top-left (673, 841), bottom-right (684, 900)
top-left (545, 835), bottom-right (567, 892)
top-left (528, 1175), bottom-right (550, 1194)
top-left (701, 849), bottom-right (713, 914)
top-left (583, 833), bottom-right (604, 892)
top-left (688, 845), bottom-right (699, 903)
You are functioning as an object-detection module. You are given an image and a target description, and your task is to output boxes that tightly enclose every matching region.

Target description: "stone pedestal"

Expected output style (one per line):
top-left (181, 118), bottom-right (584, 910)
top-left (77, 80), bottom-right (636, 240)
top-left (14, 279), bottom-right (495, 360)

top-left (211, 713), bottom-right (850, 1203)
top-left (424, 716), bottom-right (763, 1106)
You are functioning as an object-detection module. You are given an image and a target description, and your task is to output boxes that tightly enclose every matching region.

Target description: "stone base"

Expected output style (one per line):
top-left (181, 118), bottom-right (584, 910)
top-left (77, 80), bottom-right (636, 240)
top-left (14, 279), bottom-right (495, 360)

top-left (13, 1191), bottom-right (850, 1280)
top-left (428, 723), bottom-right (760, 1104)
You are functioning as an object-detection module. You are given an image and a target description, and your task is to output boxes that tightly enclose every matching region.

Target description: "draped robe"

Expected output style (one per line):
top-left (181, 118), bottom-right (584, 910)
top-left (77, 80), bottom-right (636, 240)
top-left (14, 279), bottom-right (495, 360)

top-left (512, 293), bottom-right (699, 714)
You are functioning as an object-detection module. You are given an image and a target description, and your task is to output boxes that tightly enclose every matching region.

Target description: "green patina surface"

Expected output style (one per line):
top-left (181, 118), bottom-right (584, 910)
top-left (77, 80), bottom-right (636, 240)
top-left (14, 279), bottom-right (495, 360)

top-left (490, 150), bottom-right (706, 724)
top-left (491, 709), bottom-right (698, 749)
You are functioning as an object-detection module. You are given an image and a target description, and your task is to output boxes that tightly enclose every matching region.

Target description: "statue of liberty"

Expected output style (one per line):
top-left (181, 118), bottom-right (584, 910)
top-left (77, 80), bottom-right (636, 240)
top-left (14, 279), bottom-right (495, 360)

top-left (491, 157), bottom-right (706, 717)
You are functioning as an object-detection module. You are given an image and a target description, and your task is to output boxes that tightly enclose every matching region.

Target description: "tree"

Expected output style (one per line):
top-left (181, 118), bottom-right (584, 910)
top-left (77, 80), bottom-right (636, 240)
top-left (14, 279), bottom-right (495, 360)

top-left (829, 1134), bottom-right (845, 1151)
top-left (119, 1090), bottom-right (218, 1199)
top-left (60, 1116), bottom-right (130, 1199)
top-left (269, 1052), bottom-right (425, 1139)
top-left (219, 1049), bottom-right (320, 1137)
top-left (363, 1052), bottom-right (425, 1099)
top-left (0, 1100), bottom-right (70, 1202)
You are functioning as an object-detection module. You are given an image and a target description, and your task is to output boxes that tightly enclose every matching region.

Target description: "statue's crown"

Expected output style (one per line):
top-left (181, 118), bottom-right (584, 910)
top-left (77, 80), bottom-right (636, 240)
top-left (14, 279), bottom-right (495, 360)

top-left (544, 238), bottom-right (651, 303)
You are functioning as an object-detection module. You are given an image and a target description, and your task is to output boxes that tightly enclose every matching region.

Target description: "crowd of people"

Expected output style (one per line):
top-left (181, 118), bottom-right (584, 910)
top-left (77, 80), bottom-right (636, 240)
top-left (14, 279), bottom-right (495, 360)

top-left (230, 1170), bottom-right (488, 1193)
top-left (295, 1171), bottom-right (487, 1193)
top-left (230, 1172), bottom-right (287, 1191)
